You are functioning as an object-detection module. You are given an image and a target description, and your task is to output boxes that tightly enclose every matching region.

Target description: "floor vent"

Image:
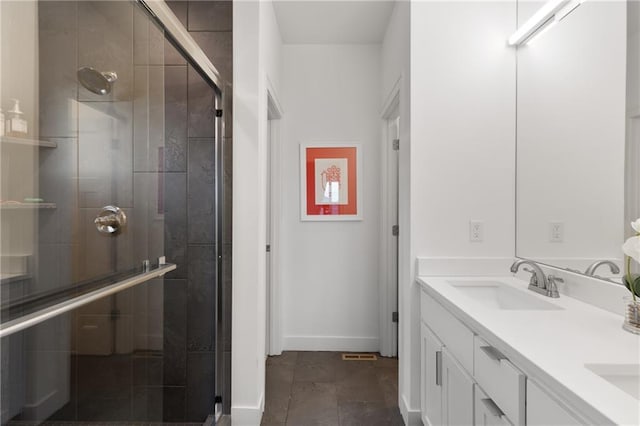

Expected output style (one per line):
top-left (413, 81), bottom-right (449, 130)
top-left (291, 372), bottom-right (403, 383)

top-left (342, 353), bottom-right (378, 361)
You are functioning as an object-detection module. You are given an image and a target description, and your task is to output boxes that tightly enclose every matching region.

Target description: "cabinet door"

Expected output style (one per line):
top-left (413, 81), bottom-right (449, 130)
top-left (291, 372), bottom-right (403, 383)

top-left (442, 347), bottom-right (474, 426)
top-left (421, 322), bottom-right (443, 426)
top-left (527, 380), bottom-right (582, 426)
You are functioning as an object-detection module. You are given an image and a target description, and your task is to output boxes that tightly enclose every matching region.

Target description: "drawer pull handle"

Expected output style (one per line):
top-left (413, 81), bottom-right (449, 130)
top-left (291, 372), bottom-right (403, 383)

top-left (480, 345), bottom-right (507, 361)
top-left (435, 350), bottom-right (442, 386)
top-left (481, 398), bottom-right (504, 418)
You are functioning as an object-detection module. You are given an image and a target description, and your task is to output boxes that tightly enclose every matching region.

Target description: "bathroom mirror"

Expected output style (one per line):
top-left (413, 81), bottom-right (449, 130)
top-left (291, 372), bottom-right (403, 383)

top-left (516, 0), bottom-right (638, 280)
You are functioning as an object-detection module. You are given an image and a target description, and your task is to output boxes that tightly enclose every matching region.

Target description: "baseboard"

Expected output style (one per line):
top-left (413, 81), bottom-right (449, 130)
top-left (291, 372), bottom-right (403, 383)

top-left (231, 403), bottom-right (262, 426)
top-left (416, 257), bottom-right (514, 277)
top-left (399, 393), bottom-right (423, 426)
top-left (282, 335), bottom-right (379, 352)
top-left (22, 388), bottom-right (63, 420)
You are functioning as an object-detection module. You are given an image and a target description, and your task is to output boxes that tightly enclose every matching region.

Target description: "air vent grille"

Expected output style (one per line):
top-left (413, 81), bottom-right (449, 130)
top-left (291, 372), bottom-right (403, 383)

top-left (341, 353), bottom-right (378, 361)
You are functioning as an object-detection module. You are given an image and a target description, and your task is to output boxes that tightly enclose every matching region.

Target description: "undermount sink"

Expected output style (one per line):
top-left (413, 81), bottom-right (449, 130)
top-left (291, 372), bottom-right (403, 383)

top-left (585, 364), bottom-right (640, 400)
top-left (447, 280), bottom-right (563, 311)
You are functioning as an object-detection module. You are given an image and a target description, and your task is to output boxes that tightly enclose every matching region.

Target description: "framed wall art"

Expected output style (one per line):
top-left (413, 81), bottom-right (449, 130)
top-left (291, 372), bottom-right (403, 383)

top-left (300, 144), bottom-right (363, 221)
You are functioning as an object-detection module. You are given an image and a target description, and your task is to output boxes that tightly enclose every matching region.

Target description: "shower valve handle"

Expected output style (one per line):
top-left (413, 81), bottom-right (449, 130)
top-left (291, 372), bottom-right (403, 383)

top-left (95, 205), bottom-right (127, 234)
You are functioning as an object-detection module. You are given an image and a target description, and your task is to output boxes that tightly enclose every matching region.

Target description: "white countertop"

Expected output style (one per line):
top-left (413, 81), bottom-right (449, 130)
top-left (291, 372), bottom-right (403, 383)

top-left (417, 275), bottom-right (640, 426)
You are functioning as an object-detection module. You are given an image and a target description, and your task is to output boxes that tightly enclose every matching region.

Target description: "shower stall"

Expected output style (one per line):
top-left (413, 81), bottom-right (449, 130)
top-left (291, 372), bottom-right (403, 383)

top-left (0, 0), bottom-right (231, 423)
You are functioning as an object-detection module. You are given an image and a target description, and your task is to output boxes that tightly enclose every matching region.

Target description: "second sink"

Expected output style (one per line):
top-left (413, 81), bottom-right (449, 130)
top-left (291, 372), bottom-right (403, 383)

top-left (585, 363), bottom-right (640, 401)
top-left (447, 280), bottom-right (564, 311)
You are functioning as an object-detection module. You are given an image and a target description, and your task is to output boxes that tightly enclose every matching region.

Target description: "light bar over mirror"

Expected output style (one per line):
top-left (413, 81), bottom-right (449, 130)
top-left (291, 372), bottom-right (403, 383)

top-left (508, 0), bottom-right (585, 46)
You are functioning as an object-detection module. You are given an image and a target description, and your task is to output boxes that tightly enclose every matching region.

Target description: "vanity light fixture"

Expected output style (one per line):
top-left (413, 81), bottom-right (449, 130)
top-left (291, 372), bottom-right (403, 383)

top-left (508, 0), bottom-right (585, 46)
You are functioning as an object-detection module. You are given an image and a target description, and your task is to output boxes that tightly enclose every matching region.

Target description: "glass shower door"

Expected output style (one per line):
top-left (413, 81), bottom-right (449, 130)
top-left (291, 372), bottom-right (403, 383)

top-left (1, 0), bottom-right (169, 422)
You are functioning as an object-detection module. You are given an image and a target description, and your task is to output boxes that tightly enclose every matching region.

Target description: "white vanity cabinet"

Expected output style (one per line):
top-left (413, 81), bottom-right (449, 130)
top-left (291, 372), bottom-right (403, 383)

top-left (420, 287), bottom-right (584, 426)
top-left (475, 386), bottom-right (513, 426)
top-left (421, 322), bottom-right (474, 426)
top-left (441, 347), bottom-right (475, 425)
top-left (420, 322), bottom-right (443, 426)
top-left (526, 380), bottom-right (582, 426)
top-left (473, 337), bottom-right (525, 425)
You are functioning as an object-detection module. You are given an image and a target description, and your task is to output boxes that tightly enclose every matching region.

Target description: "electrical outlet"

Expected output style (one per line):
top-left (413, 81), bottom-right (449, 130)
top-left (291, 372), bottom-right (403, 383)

top-left (549, 222), bottom-right (564, 243)
top-left (469, 221), bottom-right (483, 242)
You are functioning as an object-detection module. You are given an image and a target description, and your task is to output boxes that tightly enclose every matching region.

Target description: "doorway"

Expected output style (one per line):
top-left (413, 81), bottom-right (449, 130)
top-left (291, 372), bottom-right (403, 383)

top-left (381, 93), bottom-right (400, 357)
top-left (266, 88), bottom-right (283, 356)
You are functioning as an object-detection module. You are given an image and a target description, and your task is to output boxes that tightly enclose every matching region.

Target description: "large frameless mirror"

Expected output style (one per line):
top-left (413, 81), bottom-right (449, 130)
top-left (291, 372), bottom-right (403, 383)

top-left (516, 0), bottom-right (637, 283)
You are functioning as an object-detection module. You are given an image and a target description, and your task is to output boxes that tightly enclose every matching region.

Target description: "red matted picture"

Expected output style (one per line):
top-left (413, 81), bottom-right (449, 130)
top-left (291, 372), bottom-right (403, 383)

top-left (300, 144), bottom-right (363, 221)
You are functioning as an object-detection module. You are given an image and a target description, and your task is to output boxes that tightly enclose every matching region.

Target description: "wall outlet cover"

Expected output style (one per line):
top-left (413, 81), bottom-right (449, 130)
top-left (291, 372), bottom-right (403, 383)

top-left (469, 221), bottom-right (483, 242)
top-left (549, 222), bottom-right (564, 243)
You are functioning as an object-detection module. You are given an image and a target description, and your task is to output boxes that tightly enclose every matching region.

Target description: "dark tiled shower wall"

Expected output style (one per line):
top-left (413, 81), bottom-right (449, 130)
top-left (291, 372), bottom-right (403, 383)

top-left (161, 69), bottom-right (219, 421)
top-left (165, 0), bottom-right (233, 420)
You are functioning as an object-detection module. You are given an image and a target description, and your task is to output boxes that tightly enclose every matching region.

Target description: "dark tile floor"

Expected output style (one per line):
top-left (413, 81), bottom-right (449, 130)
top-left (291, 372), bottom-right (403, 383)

top-left (261, 352), bottom-right (403, 426)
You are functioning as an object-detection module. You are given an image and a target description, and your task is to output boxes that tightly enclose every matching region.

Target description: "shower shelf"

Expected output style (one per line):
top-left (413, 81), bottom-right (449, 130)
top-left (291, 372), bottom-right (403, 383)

top-left (0, 203), bottom-right (57, 210)
top-left (0, 136), bottom-right (57, 148)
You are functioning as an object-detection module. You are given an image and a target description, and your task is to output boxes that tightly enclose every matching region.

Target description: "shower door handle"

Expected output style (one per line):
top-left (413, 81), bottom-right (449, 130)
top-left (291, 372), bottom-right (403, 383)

top-left (95, 205), bottom-right (127, 234)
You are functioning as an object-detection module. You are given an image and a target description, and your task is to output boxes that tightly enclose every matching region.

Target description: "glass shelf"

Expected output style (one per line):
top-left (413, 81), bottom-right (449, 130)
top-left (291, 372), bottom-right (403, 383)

top-left (0, 135), bottom-right (57, 148)
top-left (0, 202), bottom-right (56, 210)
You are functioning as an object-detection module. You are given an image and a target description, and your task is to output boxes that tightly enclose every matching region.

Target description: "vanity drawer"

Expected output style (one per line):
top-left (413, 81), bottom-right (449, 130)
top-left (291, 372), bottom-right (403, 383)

top-left (473, 336), bottom-right (525, 426)
top-left (475, 385), bottom-right (514, 426)
top-left (420, 289), bottom-right (474, 374)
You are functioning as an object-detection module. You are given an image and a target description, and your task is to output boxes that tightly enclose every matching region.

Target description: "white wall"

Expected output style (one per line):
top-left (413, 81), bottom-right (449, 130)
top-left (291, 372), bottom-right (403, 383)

top-left (411, 1), bottom-right (516, 260)
top-left (517, 1), bottom-right (626, 271)
top-left (629, 0), bottom-right (640, 113)
top-left (232, 1), bottom-right (282, 424)
top-left (380, 1), bottom-right (416, 424)
top-left (381, 1), bottom-right (408, 104)
top-left (261, 0), bottom-right (283, 97)
top-left (279, 44), bottom-right (382, 351)
top-left (406, 2), bottom-right (516, 423)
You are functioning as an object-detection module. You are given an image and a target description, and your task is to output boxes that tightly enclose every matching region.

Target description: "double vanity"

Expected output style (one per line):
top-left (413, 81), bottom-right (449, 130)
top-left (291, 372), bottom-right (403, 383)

top-left (417, 262), bottom-right (640, 426)
top-left (412, 1), bottom-right (640, 424)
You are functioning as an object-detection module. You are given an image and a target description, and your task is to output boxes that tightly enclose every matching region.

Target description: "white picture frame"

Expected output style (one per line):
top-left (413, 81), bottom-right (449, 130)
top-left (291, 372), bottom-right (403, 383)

top-left (299, 143), bottom-right (363, 221)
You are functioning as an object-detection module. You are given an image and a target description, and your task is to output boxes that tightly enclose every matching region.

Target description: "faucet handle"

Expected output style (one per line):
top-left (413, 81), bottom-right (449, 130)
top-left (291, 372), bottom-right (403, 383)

top-left (546, 275), bottom-right (563, 298)
top-left (522, 267), bottom-right (539, 285)
top-left (548, 274), bottom-right (564, 283)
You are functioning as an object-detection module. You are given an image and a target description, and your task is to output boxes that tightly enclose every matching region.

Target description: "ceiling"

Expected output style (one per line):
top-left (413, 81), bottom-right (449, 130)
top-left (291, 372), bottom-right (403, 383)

top-left (273, 1), bottom-right (396, 44)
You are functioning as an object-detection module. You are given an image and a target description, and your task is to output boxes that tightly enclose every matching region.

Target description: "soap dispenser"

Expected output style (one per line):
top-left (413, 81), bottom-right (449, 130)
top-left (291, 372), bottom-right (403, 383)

top-left (5, 99), bottom-right (28, 137)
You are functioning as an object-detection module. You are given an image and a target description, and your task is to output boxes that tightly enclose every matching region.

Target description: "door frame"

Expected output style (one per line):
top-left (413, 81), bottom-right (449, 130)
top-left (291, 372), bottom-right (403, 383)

top-left (380, 81), bottom-right (400, 357)
top-left (266, 79), bottom-right (284, 355)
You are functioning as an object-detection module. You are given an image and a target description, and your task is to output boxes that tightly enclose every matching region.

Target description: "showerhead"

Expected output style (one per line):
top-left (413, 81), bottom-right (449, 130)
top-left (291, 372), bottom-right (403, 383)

top-left (77, 66), bottom-right (118, 95)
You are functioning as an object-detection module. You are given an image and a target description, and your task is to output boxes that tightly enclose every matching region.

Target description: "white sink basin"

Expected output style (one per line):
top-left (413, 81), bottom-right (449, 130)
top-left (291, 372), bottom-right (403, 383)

top-left (585, 364), bottom-right (640, 401)
top-left (447, 280), bottom-right (563, 311)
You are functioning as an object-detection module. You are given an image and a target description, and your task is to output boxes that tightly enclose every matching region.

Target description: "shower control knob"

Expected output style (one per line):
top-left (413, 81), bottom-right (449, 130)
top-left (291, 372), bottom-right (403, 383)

top-left (94, 205), bottom-right (127, 234)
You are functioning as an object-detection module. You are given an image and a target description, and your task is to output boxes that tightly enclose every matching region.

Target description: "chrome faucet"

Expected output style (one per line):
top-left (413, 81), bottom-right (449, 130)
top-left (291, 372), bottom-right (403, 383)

top-left (584, 260), bottom-right (620, 276)
top-left (510, 259), bottom-right (560, 298)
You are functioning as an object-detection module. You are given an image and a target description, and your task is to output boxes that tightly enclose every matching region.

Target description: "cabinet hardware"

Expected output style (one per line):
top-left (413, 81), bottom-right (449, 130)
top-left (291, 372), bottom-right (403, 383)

top-left (435, 350), bottom-right (442, 386)
top-left (481, 398), bottom-right (505, 418)
top-left (480, 345), bottom-right (507, 362)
